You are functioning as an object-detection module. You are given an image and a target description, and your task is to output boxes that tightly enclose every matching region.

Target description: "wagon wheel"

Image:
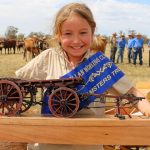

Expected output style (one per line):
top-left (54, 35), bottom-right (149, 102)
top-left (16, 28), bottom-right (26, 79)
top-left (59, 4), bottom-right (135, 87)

top-left (19, 91), bottom-right (33, 113)
top-left (49, 87), bottom-right (79, 117)
top-left (0, 80), bottom-right (22, 116)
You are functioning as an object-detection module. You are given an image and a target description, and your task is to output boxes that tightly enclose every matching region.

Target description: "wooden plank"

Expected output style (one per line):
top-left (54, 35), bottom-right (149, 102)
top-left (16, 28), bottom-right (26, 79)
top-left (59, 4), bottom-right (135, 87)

top-left (0, 116), bottom-right (150, 145)
top-left (136, 82), bottom-right (150, 89)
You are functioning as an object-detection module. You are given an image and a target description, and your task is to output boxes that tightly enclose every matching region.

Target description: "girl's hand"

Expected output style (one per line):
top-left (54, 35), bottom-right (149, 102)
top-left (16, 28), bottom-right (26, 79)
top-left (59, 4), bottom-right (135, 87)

top-left (137, 99), bottom-right (150, 116)
top-left (127, 87), bottom-right (150, 117)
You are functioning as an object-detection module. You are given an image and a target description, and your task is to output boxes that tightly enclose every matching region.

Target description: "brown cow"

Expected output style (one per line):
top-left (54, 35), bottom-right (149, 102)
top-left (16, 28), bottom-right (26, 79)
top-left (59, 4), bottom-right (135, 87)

top-left (24, 37), bottom-right (40, 61)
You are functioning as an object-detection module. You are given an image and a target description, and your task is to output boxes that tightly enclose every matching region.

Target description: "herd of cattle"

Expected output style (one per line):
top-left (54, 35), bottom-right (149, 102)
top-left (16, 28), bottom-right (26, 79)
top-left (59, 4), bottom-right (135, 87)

top-left (0, 35), bottom-right (107, 61)
top-left (0, 36), bottom-right (50, 61)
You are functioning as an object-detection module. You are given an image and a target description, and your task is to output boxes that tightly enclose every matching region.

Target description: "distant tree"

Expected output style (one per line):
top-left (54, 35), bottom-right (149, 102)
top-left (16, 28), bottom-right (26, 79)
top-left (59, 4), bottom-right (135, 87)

top-left (28, 32), bottom-right (38, 38)
top-left (118, 30), bottom-right (126, 37)
top-left (37, 32), bottom-right (45, 38)
top-left (28, 32), bottom-right (46, 39)
top-left (118, 30), bottom-right (123, 36)
top-left (45, 34), bottom-right (52, 39)
top-left (142, 34), bottom-right (148, 44)
top-left (17, 33), bottom-right (25, 40)
top-left (5, 26), bottom-right (18, 39)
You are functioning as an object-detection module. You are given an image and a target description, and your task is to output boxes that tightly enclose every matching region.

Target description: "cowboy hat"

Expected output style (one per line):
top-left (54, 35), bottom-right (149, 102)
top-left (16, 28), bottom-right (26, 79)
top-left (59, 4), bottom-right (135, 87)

top-left (120, 33), bottom-right (125, 37)
top-left (136, 32), bottom-right (141, 36)
top-left (112, 32), bottom-right (117, 36)
top-left (128, 33), bottom-right (132, 36)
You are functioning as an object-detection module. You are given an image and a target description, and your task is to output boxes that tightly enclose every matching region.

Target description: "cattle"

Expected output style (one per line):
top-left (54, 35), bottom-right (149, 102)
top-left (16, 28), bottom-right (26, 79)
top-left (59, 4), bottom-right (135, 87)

top-left (2, 39), bottom-right (16, 54)
top-left (90, 35), bottom-right (107, 53)
top-left (16, 40), bottom-right (24, 53)
top-left (0, 40), bottom-right (3, 54)
top-left (38, 38), bottom-right (49, 51)
top-left (24, 37), bottom-right (40, 61)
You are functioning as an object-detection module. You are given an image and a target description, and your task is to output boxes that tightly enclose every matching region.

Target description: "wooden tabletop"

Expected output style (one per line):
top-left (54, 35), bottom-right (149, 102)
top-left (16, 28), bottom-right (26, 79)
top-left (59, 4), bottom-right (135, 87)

top-left (0, 115), bottom-right (150, 145)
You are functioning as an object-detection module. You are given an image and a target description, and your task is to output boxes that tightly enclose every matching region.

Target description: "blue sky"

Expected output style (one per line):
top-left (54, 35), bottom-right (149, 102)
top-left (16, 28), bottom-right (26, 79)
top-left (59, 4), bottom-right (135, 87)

top-left (0, 0), bottom-right (150, 37)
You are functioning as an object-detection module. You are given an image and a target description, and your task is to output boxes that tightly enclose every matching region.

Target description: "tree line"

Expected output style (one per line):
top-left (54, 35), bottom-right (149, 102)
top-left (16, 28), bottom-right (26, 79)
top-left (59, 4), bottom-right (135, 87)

top-left (1, 25), bottom-right (150, 44)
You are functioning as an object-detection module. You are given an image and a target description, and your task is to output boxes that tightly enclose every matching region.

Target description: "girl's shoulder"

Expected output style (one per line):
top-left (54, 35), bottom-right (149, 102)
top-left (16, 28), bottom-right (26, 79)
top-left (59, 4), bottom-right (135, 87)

top-left (39, 47), bottom-right (63, 57)
top-left (40, 48), bottom-right (56, 55)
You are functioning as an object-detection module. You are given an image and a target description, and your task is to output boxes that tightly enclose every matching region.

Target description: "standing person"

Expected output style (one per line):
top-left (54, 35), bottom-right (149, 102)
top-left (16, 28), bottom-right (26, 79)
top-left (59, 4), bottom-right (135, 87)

top-left (110, 32), bottom-right (118, 63)
top-left (148, 40), bottom-right (150, 66)
top-left (132, 33), bottom-right (144, 65)
top-left (148, 40), bottom-right (150, 47)
top-left (127, 33), bottom-right (134, 63)
top-left (15, 3), bottom-right (150, 150)
top-left (116, 34), bottom-right (126, 63)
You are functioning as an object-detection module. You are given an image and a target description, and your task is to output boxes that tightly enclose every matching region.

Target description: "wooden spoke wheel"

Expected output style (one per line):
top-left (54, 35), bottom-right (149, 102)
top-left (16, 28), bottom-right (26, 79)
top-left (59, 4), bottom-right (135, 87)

top-left (49, 87), bottom-right (79, 117)
top-left (19, 90), bottom-right (33, 113)
top-left (0, 80), bottom-right (22, 116)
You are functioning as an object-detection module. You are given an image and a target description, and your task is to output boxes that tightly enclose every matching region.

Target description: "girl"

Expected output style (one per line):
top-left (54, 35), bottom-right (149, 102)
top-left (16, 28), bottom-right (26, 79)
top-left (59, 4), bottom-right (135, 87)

top-left (16, 3), bottom-right (150, 150)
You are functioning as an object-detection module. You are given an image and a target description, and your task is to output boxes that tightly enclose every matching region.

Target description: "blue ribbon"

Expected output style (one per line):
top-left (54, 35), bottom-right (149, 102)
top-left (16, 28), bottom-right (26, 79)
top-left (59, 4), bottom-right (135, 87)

top-left (41, 51), bottom-right (124, 114)
top-left (61, 51), bottom-right (124, 110)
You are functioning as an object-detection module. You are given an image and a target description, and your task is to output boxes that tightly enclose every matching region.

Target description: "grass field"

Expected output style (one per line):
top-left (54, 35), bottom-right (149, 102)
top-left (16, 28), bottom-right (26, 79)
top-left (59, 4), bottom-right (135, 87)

top-left (0, 52), bottom-right (25, 77)
top-left (0, 45), bottom-right (149, 86)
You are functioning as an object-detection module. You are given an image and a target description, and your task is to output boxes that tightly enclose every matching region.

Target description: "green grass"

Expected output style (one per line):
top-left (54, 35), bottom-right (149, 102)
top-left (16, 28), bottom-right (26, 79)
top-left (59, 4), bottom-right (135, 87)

top-left (0, 52), bottom-right (26, 78)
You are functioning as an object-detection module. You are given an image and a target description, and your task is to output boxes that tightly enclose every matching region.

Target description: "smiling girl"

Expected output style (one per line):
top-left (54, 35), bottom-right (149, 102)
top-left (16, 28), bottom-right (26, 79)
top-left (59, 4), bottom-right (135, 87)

top-left (16, 3), bottom-right (150, 150)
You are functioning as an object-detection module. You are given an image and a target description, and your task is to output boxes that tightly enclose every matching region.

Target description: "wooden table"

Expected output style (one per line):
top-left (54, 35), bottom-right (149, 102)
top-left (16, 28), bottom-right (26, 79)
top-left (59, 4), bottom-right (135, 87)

top-left (0, 115), bottom-right (150, 145)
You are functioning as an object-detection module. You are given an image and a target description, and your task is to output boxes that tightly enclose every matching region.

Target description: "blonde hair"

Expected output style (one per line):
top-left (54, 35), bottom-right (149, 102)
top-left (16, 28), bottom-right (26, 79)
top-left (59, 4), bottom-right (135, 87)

top-left (53, 3), bottom-right (96, 38)
top-left (90, 36), bottom-right (107, 53)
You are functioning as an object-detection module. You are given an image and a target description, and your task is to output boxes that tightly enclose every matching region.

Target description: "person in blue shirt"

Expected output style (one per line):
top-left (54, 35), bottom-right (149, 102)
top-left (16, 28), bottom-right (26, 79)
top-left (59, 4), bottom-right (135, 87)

top-left (148, 40), bottom-right (150, 48)
top-left (132, 33), bottom-right (144, 65)
top-left (116, 34), bottom-right (126, 63)
top-left (127, 33), bottom-right (134, 63)
top-left (148, 40), bottom-right (150, 66)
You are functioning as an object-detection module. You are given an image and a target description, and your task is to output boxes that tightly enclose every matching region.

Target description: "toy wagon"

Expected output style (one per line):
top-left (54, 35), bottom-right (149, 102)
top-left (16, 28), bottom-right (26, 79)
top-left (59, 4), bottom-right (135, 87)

top-left (0, 77), bottom-right (144, 118)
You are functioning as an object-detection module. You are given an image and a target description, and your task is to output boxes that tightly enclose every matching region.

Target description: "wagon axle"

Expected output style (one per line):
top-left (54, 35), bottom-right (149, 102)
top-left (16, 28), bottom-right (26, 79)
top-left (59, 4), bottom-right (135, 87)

top-left (0, 95), bottom-right (7, 102)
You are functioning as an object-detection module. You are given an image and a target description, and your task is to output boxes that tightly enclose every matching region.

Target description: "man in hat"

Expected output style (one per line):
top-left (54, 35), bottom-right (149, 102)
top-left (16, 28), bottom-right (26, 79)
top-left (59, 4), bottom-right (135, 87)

top-left (110, 32), bottom-right (117, 63)
top-left (127, 33), bottom-right (134, 63)
top-left (116, 34), bottom-right (126, 63)
top-left (132, 33), bottom-right (144, 65)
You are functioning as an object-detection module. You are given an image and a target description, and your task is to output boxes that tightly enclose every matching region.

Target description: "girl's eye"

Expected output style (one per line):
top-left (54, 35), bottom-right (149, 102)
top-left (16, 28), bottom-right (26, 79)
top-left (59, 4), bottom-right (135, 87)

top-left (63, 32), bottom-right (71, 35)
top-left (81, 31), bottom-right (88, 35)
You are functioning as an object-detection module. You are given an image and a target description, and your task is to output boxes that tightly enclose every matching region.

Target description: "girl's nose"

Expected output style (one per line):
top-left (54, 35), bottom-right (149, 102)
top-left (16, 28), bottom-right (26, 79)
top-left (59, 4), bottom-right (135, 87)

top-left (72, 35), bottom-right (81, 43)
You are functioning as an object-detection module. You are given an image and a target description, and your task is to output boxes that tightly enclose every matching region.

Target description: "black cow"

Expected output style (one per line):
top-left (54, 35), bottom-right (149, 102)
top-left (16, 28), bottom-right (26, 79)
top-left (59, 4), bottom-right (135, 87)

top-left (3, 39), bottom-right (16, 54)
top-left (0, 40), bottom-right (3, 54)
top-left (38, 39), bottom-right (49, 51)
top-left (16, 40), bottom-right (24, 52)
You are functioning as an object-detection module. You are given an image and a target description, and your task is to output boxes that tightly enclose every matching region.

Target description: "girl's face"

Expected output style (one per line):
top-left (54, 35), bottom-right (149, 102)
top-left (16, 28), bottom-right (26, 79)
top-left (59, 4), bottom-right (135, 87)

top-left (59, 14), bottom-right (93, 61)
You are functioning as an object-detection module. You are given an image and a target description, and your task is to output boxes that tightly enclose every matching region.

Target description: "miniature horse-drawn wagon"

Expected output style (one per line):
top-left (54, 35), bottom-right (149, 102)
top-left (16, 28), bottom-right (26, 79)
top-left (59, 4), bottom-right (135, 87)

top-left (0, 77), bottom-right (83, 117)
top-left (0, 77), bottom-right (144, 118)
